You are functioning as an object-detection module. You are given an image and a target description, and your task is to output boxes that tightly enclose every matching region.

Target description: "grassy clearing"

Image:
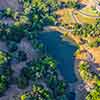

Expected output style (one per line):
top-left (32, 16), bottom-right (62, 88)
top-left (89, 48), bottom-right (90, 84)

top-left (58, 0), bottom-right (69, 3)
top-left (74, 11), bottom-right (97, 24)
top-left (58, 0), bottom-right (77, 3)
top-left (56, 0), bottom-right (98, 24)
top-left (80, 6), bottom-right (97, 16)
top-left (55, 8), bottom-right (76, 24)
top-left (55, 6), bottom-right (97, 24)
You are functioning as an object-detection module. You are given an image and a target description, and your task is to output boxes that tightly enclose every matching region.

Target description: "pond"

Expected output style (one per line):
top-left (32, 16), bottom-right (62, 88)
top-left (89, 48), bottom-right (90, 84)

top-left (38, 31), bottom-right (78, 83)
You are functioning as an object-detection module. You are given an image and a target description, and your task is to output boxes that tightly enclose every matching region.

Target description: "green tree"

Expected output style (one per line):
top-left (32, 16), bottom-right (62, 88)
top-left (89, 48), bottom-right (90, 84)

top-left (0, 51), bottom-right (8, 65)
top-left (86, 86), bottom-right (100, 100)
top-left (0, 75), bottom-right (8, 94)
top-left (7, 41), bottom-right (18, 52)
top-left (16, 51), bottom-right (27, 62)
top-left (16, 76), bottom-right (28, 89)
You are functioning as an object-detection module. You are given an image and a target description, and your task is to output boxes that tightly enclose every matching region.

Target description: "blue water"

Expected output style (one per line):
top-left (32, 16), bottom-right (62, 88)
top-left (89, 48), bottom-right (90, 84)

top-left (38, 31), bottom-right (77, 83)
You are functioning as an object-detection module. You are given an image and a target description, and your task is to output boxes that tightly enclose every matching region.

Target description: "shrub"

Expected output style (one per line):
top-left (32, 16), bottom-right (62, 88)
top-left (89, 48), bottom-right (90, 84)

top-left (17, 51), bottom-right (27, 62)
top-left (7, 41), bottom-right (18, 52)
top-left (0, 51), bottom-right (8, 65)
top-left (16, 76), bottom-right (29, 89)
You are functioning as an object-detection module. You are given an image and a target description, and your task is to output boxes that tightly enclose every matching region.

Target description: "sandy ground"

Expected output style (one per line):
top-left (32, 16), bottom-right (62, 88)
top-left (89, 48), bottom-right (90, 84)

top-left (44, 25), bottom-right (100, 100)
top-left (55, 8), bottom-right (76, 24)
top-left (44, 26), bottom-right (81, 44)
top-left (89, 47), bottom-right (100, 64)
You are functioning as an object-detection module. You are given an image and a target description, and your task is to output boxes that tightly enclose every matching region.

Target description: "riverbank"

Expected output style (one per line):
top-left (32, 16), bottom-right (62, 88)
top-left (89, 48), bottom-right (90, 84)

top-left (74, 59), bottom-right (82, 81)
top-left (39, 31), bottom-right (77, 82)
top-left (44, 26), bottom-right (81, 44)
top-left (44, 25), bottom-right (100, 77)
top-left (44, 25), bottom-right (100, 99)
top-left (43, 26), bottom-right (82, 81)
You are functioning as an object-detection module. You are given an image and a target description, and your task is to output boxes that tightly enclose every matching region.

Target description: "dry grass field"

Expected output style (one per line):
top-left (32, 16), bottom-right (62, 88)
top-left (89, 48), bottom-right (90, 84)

top-left (80, 6), bottom-right (97, 16)
top-left (55, 8), bottom-right (76, 24)
top-left (58, 0), bottom-right (77, 3)
top-left (73, 10), bottom-right (97, 24)
top-left (56, 0), bottom-right (98, 24)
top-left (58, 0), bottom-right (69, 3)
top-left (89, 48), bottom-right (100, 64)
top-left (55, 8), bottom-right (97, 24)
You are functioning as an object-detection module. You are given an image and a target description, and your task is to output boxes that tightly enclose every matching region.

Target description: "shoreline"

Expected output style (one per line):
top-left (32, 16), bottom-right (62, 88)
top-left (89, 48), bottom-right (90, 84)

top-left (74, 58), bottom-right (82, 81)
top-left (44, 26), bottom-right (82, 81)
top-left (43, 26), bottom-right (85, 100)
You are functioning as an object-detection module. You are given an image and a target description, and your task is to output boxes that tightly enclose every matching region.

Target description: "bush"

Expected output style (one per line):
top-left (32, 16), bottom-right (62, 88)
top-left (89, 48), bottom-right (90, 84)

top-left (67, 1), bottom-right (78, 9)
top-left (7, 41), bottom-right (18, 52)
top-left (16, 76), bottom-right (29, 89)
top-left (0, 51), bottom-right (8, 65)
top-left (20, 84), bottom-right (53, 100)
top-left (0, 75), bottom-right (8, 95)
top-left (4, 8), bottom-right (13, 17)
top-left (7, 25), bottom-right (25, 42)
top-left (86, 86), bottom-right (100, 100)
top-left (17, 51), bottom-right (27, 62)
top-left (88, 41), bottom-right (98, 48)
top-left (20, 67), bottom-right (32, 79)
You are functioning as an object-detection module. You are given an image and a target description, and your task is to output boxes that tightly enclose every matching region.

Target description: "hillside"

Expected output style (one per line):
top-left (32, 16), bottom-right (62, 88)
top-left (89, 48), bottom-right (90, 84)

top-left (0, 0), bottom-right (100, 100)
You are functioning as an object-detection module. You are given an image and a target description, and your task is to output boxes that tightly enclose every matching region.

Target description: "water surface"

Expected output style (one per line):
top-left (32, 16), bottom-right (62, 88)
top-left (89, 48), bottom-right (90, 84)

top-left (38, 31), bottom-right (77, 82)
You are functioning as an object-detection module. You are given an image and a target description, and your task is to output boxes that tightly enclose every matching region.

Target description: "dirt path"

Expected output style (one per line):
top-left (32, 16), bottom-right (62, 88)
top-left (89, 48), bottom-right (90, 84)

top-left (72, 10), bottom-right (83, 24)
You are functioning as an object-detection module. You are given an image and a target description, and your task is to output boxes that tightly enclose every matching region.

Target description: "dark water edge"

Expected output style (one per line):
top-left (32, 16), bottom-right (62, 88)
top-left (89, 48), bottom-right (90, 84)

top-left (38, 31), bottom-right (78, 83)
